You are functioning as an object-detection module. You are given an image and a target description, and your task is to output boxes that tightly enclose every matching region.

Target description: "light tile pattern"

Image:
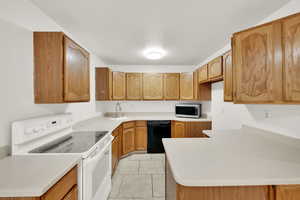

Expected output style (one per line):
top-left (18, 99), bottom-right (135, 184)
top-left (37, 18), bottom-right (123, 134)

top-left (109, 153), bottom-right (165, 200)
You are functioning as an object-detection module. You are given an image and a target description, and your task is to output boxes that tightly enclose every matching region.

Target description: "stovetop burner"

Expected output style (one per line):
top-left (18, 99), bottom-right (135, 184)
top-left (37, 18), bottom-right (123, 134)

top-left (30, 131), bottom-right (109, 154)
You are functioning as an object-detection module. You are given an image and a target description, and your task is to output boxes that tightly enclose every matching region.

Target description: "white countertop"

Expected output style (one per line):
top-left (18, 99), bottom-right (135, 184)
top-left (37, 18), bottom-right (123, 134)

top-left (73, 112), bottom-right (211, 132)
top-left (0, 155), bottom-right (80, 197)
top-left (163, 126), bottom-right (300, 187)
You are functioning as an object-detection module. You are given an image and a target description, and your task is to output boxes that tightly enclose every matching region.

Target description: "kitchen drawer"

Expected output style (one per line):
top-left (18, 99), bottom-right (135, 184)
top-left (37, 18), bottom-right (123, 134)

top-left (41, 166), bottom-right (77, 200)
top-left (136, 120), bottom-right (147, 127)
top-left (123, 121), bottom-right (135, 129)
top-left (112, 128), bottom-right (119, 137)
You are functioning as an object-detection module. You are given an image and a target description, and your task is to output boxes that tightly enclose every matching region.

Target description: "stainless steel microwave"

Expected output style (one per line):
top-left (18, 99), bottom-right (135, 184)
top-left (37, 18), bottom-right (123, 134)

top-left (175, 103), bottom-right (201, 118)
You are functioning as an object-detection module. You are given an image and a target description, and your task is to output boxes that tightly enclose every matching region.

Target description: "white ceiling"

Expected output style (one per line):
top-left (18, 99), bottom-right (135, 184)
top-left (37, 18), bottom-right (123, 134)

top-left (31, 0), bottom-right (290, 65)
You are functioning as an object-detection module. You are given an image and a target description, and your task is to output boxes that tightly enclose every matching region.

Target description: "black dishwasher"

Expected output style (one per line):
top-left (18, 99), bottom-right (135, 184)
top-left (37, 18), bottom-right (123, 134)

top-left (147, 120), bottom-right (171, 153)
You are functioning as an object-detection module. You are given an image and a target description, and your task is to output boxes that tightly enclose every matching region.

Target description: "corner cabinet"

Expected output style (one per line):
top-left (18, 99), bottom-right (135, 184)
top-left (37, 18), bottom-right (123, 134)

top-left (34, 32), bottom-right (90, 103)
top-left (232, 13), bottom-right (300, 104)
top-left (223, 51), bottom-right (233, 102)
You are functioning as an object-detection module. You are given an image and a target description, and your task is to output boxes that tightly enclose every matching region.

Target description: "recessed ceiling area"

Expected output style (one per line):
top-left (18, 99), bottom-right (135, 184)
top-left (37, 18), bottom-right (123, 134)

top-left (31, 0), bottom-right (290, 65)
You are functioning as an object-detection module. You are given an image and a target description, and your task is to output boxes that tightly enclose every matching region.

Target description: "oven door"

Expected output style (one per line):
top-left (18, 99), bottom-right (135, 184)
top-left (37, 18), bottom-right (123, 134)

top-left (82, 138), bottom-right (112, 200)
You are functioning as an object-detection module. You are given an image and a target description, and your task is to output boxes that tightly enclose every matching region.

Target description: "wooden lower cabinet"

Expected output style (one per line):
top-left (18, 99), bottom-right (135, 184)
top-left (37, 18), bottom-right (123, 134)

top-left (0, 167), bottom-right (78, 200)
top-left (122, 127), bottom-right (135, 155)
top-left (171, 121), bottom-right (212, 138)
top-left (135, 126), bottom-right (147, 150)
top-left (276, 185), bottom-right (300, 200)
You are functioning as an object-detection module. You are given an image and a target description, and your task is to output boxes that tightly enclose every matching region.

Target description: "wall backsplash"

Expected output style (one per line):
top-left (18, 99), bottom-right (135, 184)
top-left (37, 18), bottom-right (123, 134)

top-left (96, 101), bottom-right (211, 115)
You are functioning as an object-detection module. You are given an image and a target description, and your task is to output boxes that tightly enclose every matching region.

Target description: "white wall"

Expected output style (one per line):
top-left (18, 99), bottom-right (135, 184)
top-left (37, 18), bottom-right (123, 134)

top-left (0, 0), bottom-right (106, 150)
top-left (202, 0), bottom-right (300, 138)
top-left (96, 65), bottom-right (211, 114)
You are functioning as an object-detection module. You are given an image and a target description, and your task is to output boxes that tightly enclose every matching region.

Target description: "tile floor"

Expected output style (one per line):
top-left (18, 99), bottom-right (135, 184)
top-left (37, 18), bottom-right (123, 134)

top-left (109, 153), bottom-right (165, 200)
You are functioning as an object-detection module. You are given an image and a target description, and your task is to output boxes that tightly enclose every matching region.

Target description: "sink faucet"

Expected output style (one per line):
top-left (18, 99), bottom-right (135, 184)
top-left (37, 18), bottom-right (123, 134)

top-left (115, 102), bottom-right (122, 114)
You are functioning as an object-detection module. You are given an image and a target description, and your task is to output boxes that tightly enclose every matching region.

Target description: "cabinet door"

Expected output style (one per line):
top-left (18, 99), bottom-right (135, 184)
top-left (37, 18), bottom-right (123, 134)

top-left (123, 128), bottom-right (135, 155)
top-left (135, 126), bottom-right (147, 150)
top-left (64, 36), bottom-right (90, 102)
top-left (143, 73), bottom-right (164, 100)
top-left (171, 121), bottom-right (185, 138)
top-left (198, 65), bottom-right (208, 83)
top-left (180, 72), bottom-right (194, 100)
top-left (164, 73), bottom-right (180, 100)
top-left (112, 137), bottom-right (118, 173)
top-left (223, 51), bottom-right (233, 101)
top-left (276, 185), bottom-right (300, 200)
top-left (62, 186), bottom-right (78, 200)
top-left (96, 68), bottom-right (112, 100)
top-left (118, 126), bottom-right (123, 158)
top-left (126, 73), bottom-right (143, 100)
top-left (112, 72), bottom-right (126, 100)
top-left (283, 14), bottom-right (300, 102)
top-left (208, 56), bottom-right (223, 80)
top-left (185, 122), bottom-right (212, 138)
top-left (233, 22), bottom-right (282, 103)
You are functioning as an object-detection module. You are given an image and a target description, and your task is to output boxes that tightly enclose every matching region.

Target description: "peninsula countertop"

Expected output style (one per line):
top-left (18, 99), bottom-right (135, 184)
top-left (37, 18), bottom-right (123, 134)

top-left (163, 126), bottom-right (300, 187)
top-left (73, 112), bottom-right (211, 132)
top-left (0, 155), bottom-right (80, 197)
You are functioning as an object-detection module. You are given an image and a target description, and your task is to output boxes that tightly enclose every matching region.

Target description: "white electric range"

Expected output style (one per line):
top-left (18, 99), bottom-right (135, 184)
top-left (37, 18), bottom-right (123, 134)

top-left (11, 114), bottom-right (113, 200)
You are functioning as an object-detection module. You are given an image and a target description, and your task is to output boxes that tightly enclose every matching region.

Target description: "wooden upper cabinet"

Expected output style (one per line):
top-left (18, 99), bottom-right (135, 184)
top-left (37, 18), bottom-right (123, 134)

top-left (283, 14), bottom-right (300, 102)
top-left (112, 72), bottom-right (126, 100)
top-left (143, 73), bottom-right (164, 100)
top-left (34, 32), bottom-right (90, 103)
top-left (208, 56), bottom-right (223, 80)
top-left (180, 72), bottom-right (194, 100)
top-left (95, 68), bottom-right (112, 100)
top-left (164, 73), bottom-right (180, 100)
top-left (126, 73), bottom-right (143, 100)
top-left (223, 51), bottom-right (233, 102)
top-left (232, 22), bottom-right (282, 103)
top-left (198, 65), bottom-right (208, 83)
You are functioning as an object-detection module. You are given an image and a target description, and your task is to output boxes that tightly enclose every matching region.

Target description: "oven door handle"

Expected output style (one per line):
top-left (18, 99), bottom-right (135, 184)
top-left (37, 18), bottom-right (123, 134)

top-left (87, 136), bottom-right (113, 161)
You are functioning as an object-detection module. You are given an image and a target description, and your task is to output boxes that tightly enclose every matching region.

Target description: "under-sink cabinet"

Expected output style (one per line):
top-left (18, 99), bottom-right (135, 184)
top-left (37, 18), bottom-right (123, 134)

top-left (0, 166), bottom-right (78, 200)
top-left (34, 32), bottom-right (90, 103)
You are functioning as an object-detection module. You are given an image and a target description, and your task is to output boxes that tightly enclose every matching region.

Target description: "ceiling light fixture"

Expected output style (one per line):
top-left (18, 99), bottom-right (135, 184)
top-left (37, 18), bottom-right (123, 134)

top-left (143, 48), bottom-right (166, 60)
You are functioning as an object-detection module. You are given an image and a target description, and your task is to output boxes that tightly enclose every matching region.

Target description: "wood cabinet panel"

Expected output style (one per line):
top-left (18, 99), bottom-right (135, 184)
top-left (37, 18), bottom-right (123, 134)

top-left (96, 68), bottom-right (112, 100)
top-left (123, 127), bottom-right (135, 154)
top-left (171, 121), bottom-right (185, 138)
top-left (185, 122), bottom-right (212, 138)
top-left (143, 73), bottom-right (164, 100)
top-left (64, 36), bottom-right (90, 102)
top-left (41, 166), bottom-right (77, 200)
top-left (208, 56), bottom-right (223, 80)
top-left (198, 65), bottom-right (208, 83)
top-left (193, 71), bottom-right (211, 100)
top-left (62, 186), bottom-right (77, 200)
top-left (112, 137), bottom-right (119, 173)
top-left (135, 126), bottom-right (147, 151)
top-left (123, 121), bottom-right (135, 129)
top-left (118, 126), bottom-right (123, 157)
top-left (112, 72), bottom-right (126, 100)
top-left (276, 185), bottom-right (300, 200)
top-left (164, 73), bottom-right (180, 100)
top-left (283, 14), bottom-right (300, 102)
top-left (126, 73), bottom-right (143, 100)
top-left (34, 32), bottom-right (64, 103)
top-left (233, 22), bottom-right (282, 103)
top-left (223, 51), bottom-right (233, 101)
top-left (136, 120), bottom-right (147, 127)
top-left (180, 72), bottom-right (194, 100)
